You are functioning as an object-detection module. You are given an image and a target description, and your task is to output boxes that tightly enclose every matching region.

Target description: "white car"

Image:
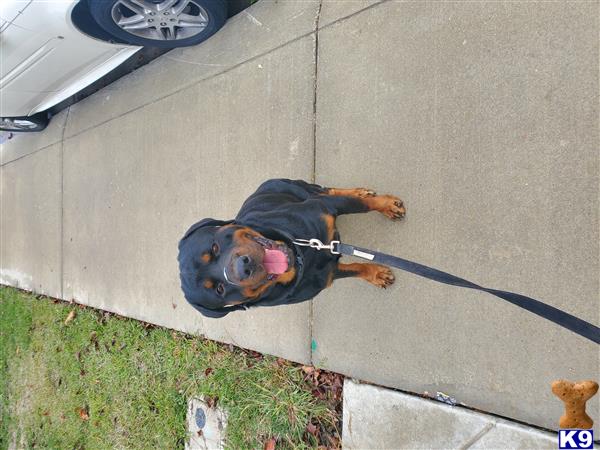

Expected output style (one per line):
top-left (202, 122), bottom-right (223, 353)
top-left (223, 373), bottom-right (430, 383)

top-left (0, 0), bottom-right (233, 132)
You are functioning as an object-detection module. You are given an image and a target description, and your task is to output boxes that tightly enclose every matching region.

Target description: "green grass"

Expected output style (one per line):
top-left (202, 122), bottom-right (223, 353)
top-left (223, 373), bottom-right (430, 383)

top-left (0, 287), bottom-right (340, 449)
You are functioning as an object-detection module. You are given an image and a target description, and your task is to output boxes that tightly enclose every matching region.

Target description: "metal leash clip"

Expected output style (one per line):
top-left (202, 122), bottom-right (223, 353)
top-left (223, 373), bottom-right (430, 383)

top-left (293, 238), bottom-right (340, 255)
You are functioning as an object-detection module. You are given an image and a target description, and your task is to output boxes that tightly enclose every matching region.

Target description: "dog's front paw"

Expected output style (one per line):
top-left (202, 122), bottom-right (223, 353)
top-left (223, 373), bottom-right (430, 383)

top-left (378, 195), bottom-right (406, 220)
top-left (369, 265), bottom-right (395, 289)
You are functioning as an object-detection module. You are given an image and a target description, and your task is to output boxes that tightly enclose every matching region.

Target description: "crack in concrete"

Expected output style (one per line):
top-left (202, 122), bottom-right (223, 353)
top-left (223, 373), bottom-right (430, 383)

top-left (60, 106), bottom-right (70, 300)
top-left (459, 422), bottom-right (496, 449)
top-left (0, 141), bottom-right (59, 167)
top-left (309, 0), bottom-right (323, 366)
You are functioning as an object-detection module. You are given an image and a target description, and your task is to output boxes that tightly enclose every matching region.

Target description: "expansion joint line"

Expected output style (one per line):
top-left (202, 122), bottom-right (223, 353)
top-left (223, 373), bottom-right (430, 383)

top-left (309, 0), bottom-right (323, 364)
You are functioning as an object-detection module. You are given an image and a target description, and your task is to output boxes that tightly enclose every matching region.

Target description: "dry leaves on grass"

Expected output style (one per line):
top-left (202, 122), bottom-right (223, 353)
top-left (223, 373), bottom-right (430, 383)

top-left (76, 407), bottom-right (89, 421)
top-left (306, 423), bottom-right (318, 436)
top-left (205, 396), bottom-right (218, 409)
top-left (263, 438), bottom-right (276, 450)
top-left (301, 366), bottom-right (343, 402)
top-left (299, 365), bottom-right (343, 449)
top-left (64, 310), bottom-right (76, 326)
top-left (274, 357), bottom-right (288, 368)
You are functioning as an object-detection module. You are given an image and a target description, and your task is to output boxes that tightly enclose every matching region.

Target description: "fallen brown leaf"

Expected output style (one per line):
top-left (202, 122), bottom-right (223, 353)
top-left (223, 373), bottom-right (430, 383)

top-left (64, 310), bottom-right (76, 326)
top-left (204, 367), bottom-right (213, 377)
top-left (206, 397), bottom-right (218, 408)
top-left (263, 438), bottom-right (276, 450)
top-left (301, 365), bottom-right (315, 375)
top-left (311, 388), bottom-right (325, 400)
top-left (247, 349), bottom-right (262, 359)
top-left (327, 435), bottom-right (341, 448)
top-left (76, 407), bottom-right (89, 421)
top-left (306, 422), bottom-right (318, 436)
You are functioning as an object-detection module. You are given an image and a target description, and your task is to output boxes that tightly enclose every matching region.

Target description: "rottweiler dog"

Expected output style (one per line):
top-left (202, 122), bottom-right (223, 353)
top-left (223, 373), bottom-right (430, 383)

top-left (177, 179), bottom-right (405, 317)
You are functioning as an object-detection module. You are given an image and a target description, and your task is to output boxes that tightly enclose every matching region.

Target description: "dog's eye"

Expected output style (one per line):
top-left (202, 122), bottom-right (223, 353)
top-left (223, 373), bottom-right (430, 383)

top-left (216, 283), bottom-right (225, 296)
top-left (211, 243), bottom-right (220, 255)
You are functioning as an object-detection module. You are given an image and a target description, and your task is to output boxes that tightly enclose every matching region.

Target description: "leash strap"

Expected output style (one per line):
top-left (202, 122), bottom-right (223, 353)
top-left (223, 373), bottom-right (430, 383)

top-left (294, 239), bottom-right (600, 344)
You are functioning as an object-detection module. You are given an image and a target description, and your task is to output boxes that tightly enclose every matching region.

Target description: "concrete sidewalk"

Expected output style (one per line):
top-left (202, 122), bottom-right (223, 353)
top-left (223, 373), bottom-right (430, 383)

top-left (2, 0), bottom-right (598, 443)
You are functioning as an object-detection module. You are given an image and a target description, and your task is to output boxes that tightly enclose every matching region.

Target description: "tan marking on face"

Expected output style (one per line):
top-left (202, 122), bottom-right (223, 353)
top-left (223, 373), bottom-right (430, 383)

top-left (201, 253), bottom-right (211, 263)
top-left (275, 267), bottom-right (296, 285)
top-left (203, 279), bottom-right (214, 289)
top-left (242, 281), bottom-right (275, 299)
top-left (242, 267), bottom-right (297, 299)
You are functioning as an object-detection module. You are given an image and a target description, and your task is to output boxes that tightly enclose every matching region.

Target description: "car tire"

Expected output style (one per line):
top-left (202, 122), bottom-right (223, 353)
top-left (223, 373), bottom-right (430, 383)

top-left (0, 112), bottom-right (49, 132)
top-left (88, 0), bottom-right (227, 48)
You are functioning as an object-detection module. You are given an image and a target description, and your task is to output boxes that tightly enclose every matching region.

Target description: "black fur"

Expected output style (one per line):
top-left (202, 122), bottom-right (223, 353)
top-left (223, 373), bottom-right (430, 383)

top-left (178, 179), bottom-right (369, 318)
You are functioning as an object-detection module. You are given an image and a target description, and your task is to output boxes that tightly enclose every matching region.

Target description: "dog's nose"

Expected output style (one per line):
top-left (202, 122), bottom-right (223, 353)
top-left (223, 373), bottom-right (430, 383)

top-left (235, 255), bottom-right (255, 280)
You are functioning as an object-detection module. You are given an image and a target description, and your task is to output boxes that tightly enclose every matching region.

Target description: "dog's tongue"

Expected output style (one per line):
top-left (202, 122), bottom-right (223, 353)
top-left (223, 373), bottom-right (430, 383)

top-left (264, 249), bottom-right (288, 275)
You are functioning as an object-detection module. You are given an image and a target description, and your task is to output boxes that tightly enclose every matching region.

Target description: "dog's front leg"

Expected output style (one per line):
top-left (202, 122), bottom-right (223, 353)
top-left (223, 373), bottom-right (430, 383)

top-left (333, 262), bottom-right (395, 288)
top-left (322, 187), bottom-right (406, 219)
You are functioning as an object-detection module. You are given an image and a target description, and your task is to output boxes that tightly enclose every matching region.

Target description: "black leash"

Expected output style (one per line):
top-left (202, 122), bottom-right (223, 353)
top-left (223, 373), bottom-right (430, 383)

top-left (293, 238), bottom-right (600, 345)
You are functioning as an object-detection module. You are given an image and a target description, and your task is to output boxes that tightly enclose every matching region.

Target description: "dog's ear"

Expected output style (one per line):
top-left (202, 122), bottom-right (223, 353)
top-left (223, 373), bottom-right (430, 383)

top-left (179, 218), bottom-right (234, 244)
top-left (178, 218), bottom-right (238, 318)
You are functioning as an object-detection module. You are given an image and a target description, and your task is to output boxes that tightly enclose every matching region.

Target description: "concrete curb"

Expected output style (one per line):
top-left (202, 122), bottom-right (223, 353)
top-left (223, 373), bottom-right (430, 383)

top-left (342, 379), bottom-right (563, 450)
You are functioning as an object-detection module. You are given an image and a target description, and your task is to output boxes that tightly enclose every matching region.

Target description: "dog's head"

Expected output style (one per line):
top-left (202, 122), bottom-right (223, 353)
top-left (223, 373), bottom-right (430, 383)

top-left (178, 219), bottom-right (296, 317)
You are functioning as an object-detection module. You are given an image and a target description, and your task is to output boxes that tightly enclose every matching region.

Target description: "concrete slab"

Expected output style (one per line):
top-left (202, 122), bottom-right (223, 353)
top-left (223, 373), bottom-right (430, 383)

top-left (0, 143), bottom-right (62, 298)
top-left (65, 0), bottom-right (319, 138)
top-left (0, 109), bottom-right (68, 166)
top-left (342, 380), bottom-right (558, 450)
top-left (62, 36), bottom-right (316, 363)
top-left (313, 0), bottom-right (599, 433)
